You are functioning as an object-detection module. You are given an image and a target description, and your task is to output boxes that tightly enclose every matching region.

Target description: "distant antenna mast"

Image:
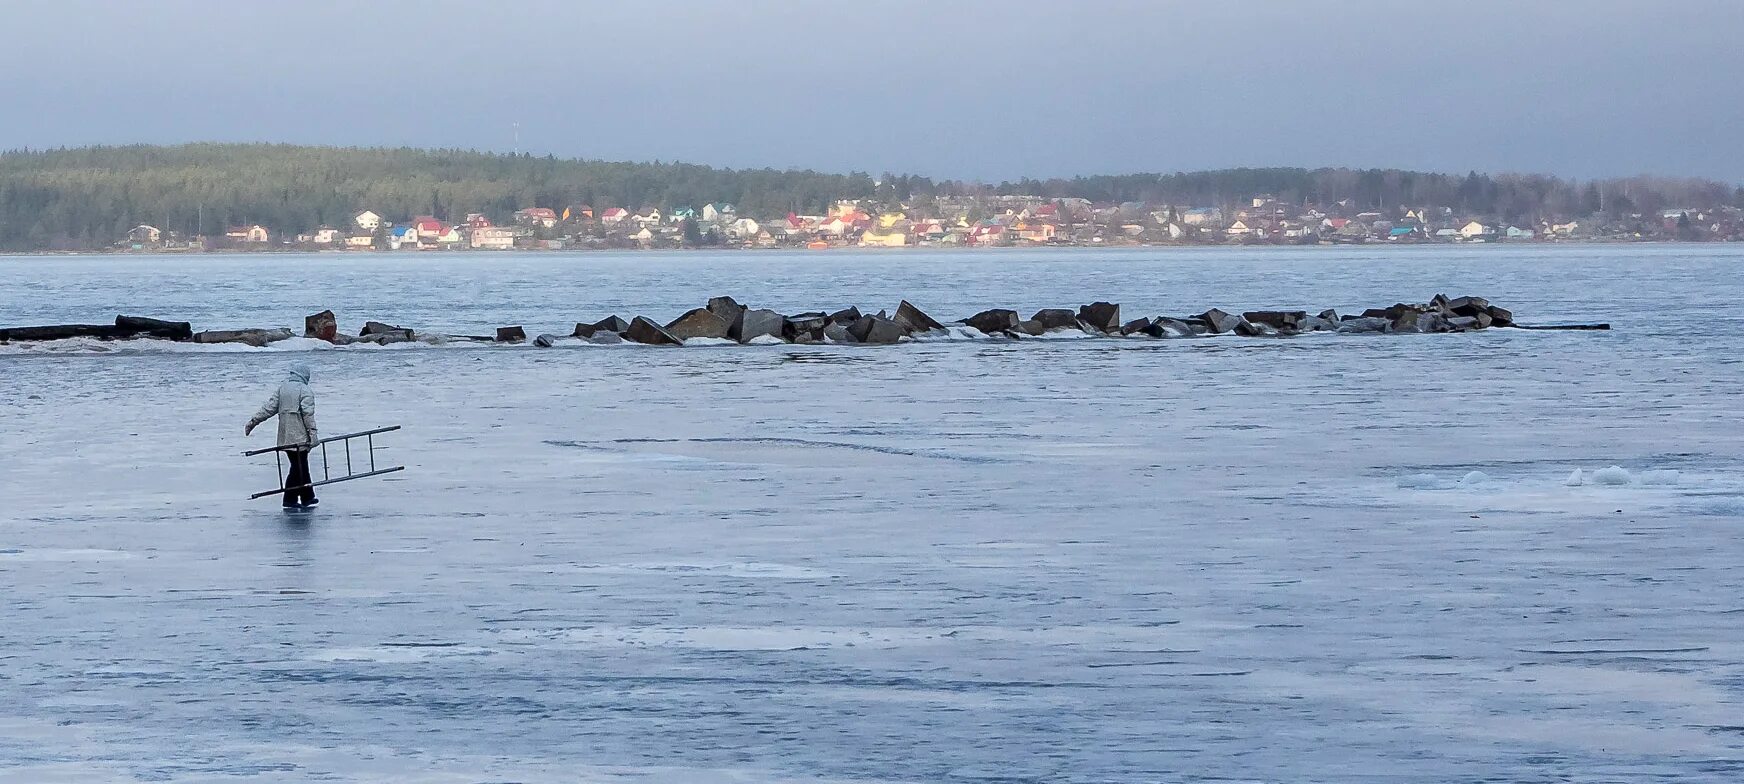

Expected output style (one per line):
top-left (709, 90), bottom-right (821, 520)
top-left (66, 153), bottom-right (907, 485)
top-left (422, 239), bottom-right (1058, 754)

top-left (513, 122), bottom-right (521, 155)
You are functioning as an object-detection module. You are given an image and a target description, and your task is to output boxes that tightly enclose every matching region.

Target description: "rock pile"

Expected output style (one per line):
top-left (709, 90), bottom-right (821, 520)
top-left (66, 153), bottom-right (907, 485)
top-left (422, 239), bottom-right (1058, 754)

top-left (0, 295), bottom-right (1606, 348)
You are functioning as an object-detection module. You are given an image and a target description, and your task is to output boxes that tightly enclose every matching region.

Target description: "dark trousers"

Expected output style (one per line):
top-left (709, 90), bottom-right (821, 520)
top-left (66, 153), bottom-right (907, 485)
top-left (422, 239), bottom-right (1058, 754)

top-left (283, 450), bottom-right (317, 507)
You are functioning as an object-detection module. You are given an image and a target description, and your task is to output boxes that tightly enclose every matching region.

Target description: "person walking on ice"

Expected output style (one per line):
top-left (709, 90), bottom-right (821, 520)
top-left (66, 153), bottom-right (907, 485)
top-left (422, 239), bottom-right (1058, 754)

top-left (245, 363), bottom-right (320, 508)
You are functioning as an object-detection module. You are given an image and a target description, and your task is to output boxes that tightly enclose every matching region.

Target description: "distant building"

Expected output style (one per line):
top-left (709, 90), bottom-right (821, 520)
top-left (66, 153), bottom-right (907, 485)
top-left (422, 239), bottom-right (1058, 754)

top-left (346, 234), bottom-right (375, 249)
top-left (127, 225), bottom-right (162, 244)
top-left (1459, 221), bottom-right (1490, 239)
top-left (226, 225), bottom-right (270, 243)
top-left (514, 208), bottom-right (558, 228)
top-left (562, 204), bottom-right (593, 221)
top-left (470, 227), bottom-right (517, 250)
top-left (600, 207), bottom-right (630, 224)
top-left (354, 211), bottom-right (382, 231)
top-left (312, 227), bottom-right (342, 244)
top-left (388, 226), bottom-right (418, 250)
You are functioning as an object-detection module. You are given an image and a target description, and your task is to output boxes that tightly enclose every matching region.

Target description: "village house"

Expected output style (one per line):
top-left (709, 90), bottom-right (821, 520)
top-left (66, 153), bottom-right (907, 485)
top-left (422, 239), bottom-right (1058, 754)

top-left (346, 234), bottom-right (375, 249)
top-left (600, 207), bottom-right (630, 224)
top-left (633, 208), bottom-right (662, 226)
top-left (1015, 223), bottom-right (1057, 243)
top-left (354, 211), bottom-right (382, 231)
top-left (437, 225), bottom-right (467, 247)
top-left (1506, 226), bottom-right (1536, 240)
top-left (562, 204), bottom-right (593, 221)
top-left (464, 213), bottom-right (493, 228)
top-left (127, 225), bottom-right (162, 244)
top-left (388, 226), bottom-right (419, 250)
top-left (470, 226), bottom-right (518, 250)
top-left (860, 230), bottom-right (908, 248)
top-left (514, 208), bottom-right (559, 228)
top-left (413, 216), bottom-right (445, 240)
top-left (701, 203), bottom-right (734, 222)
top-left (1459, 220), bottom-right (1491, 239)
top-left (312, 227), bottom-right (343, 244)
top-left (226, 225), bottom-right (270, 243)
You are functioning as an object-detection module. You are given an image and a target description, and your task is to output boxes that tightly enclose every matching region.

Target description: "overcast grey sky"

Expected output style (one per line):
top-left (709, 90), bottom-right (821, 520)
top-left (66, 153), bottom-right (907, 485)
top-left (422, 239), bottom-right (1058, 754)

top-left (3, 0), bottom-right (1740, 183)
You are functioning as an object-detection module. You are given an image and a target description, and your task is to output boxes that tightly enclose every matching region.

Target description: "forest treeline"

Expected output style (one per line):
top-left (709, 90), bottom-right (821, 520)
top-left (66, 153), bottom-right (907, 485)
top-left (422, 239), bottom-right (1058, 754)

top-left (1, 143), bottom-right (1739, 250)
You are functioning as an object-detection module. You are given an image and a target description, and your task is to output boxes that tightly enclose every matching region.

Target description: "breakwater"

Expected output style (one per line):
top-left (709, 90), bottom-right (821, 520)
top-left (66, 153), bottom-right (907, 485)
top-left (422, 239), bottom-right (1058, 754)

top-left (1, 294), bottom-right (1606, 348)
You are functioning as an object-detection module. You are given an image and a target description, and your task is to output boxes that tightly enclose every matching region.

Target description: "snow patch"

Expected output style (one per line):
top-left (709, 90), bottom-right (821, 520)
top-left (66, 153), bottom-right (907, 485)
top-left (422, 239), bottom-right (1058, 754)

top-left (1591, 465), bottom-right (1633, 486)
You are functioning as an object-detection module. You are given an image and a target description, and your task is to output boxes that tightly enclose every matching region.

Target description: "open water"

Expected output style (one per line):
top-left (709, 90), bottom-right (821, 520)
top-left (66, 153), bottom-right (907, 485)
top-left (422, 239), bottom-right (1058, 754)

top-left (2, 245), bottom-right (1741, 782)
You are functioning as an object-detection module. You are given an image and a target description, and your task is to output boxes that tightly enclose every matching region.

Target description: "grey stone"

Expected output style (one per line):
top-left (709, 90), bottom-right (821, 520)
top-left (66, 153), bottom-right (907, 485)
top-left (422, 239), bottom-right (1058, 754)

top-left (1143, 318), bottom-right (1198, 338)
top-left (586, 331), bottom-right (624, 345)
top-left (962, 309), bottom-right (1020, 335)
top-left (1077, 302), bottom-right (1121, 333)
top-left (592, 315), bottom-right (631, 334)
top-left (1446, 316), bottom-right (1479, 332)
top-left (1298, 316), bottom-right (1338, 332)
top-left (1317, 309), bottom-right (1341, 323)
top-left (1485, 305), bottom-right (1514, 327)
top-left (356, 330), bottom-right (413, 345)
top-left (848, 315), bottom-right (904, 344)
top-left (571, 322), bottom-right (599, 338)
top-left (625, 316), bottom-right (684, 345)
top-left (823, 322), bottom-right (856, 343)
top-left (731, 308), bottom-right (786, 343)
top-left (1120, 317), bottom-right (1153, 335)
top-left (0, 324), bottom-right (120, 341)
top-left (1013, 319), bottom-right (1045, 336)
top-left (827, 306), bottom-right (862, 326)
top-left (1242, 310), bottom-right (1307, 330)
top-left (706, 295), bottom-right (746, 324)
top-left (360, 320), bottom-right (403, 337)
top-left (1446, 296), bottom-right (1490, 317)
top-left (1198, 308), bottom-right (1244, 334)
top-left (1338, 316), bottom-right (1392, 333)
top-left (495, 326), bottom-right (526, 343)
top-left (783, 313), bottom-right (828, 343)
top-left (892, 300), bottom-right (946, 334)
top-left (1031, 308), bottom-right (1079, 331)
top-left (664, 308), bottom-right (731, 340)
top-left (533, 333), bottom-right (559, 347)
top-left (1234, 320), bottom-right (1275, 337)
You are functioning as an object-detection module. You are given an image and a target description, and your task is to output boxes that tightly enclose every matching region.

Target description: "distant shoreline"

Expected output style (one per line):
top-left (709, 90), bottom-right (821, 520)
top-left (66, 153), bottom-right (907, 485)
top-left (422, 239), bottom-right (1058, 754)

top-left (0, 237), bottom-right (1717, 258)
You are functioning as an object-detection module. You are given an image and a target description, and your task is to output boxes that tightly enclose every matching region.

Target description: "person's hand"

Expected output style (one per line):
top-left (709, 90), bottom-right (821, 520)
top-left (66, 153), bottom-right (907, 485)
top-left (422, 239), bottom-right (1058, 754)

top-left (244, 422), bottom-right (255, 436)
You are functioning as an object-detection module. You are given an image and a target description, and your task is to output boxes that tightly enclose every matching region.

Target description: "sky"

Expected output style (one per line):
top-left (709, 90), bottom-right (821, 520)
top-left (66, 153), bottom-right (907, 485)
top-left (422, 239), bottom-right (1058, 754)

top-left (3, 0), bottom-right (1741, 184)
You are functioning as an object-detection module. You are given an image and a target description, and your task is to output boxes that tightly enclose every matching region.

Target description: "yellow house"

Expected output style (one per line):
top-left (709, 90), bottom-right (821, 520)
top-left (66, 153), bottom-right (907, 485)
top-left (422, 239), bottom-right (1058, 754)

top-left (878, 212), bottom-right (907, 229)
top-left (859, 231), bottom-right (908, 248)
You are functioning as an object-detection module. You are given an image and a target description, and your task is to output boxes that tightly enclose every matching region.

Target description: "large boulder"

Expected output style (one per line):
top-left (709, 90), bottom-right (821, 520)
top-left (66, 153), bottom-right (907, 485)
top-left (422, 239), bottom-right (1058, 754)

top-left (783, 312), bottom-right (829, 343)
top-left (1445, 296), bottom-right (1490, 317)
top-left (361, 321), bottom-right (414, 342)
top-left (194, 328), bottom-right (294, 347)
top-left (731, 308), bottom-right (786, 343)
top-left (1143, 318), bottom-right (1198, 338)
top-left (533, 333), bottom-right (560, 347)
top-left (1485, 305), bottom-right (1514, 327)
top-left (823, 322), bottom-right (856, 343)
top-left (825, 306), bottom-right (862, 326)
top-left (892, 300), bottom-right (946, 334)
top-left (572, 322), bottom-right (599, 338)
top-left (1317, 309), bottom-right (1341, 323)
top-left (1031, 308), bottom-right (1079, 331)
top-left (1077, 302), bottom-right (1121, 333)
top-left (1120, 317), bottom-right (1154, 335)
top-left (1197, 308), bottom-right (1245, 334)
top-left (1298, 315), bottom-right (1339, 332)
top-left (625, 316), bottom-right (684, 345)
top-left (304, 310), bottom-right (339, 343)
top-left (1234, 321), bottom-right (1276, 337)
top-left (664, 308), bottom-right (731, 340)
top-left (1338, 316), bottom-right (1392, 333)
top-left (592, 315), bottom-right (631, 334)
top-left (848, 315), bottom-right (904, 344)
top-left (706, 295), bottom-right (747, 324)
top-left (495, 326), bottom-right (526, 343)
top-left (586, 330), bottom-right (624, 345)
top-left (1242, 310), bottom-right (1308, 331)
top-left (115, 315), bottom-right (192, 341)
top-left (962, 308), bottom-right (1020, 335)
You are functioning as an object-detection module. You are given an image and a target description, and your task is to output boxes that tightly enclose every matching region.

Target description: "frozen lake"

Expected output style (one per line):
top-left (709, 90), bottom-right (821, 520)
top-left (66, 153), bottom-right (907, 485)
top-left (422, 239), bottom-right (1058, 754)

top-left (3, 245), bottom-right (1742, 782)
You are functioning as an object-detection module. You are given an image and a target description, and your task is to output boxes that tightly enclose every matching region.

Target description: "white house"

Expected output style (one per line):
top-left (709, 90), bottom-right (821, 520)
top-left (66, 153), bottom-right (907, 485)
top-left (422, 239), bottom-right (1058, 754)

top-left (388, 226), bottom-right (418, 250)
top-left (1459, 221), bottom-right (1491, 239)
top-left (346, 234), bottom-right (375, 249)
top-left (127, 224), bottom-right (162, 244)
top-left (1505, 226), bottom-right (1536, 240)
top-left (1225, 219), bottom-right (1252, 236)
top-left (727, 217), bottom-right (761, 240)
top-left (312, 227), bottom-right (342, 244)
top-left (354, 211), bottom-right (382, 231)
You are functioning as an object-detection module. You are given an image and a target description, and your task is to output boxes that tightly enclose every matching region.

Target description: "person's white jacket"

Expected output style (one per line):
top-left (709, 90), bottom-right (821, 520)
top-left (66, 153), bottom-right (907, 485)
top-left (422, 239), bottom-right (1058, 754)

top-left (247, 364), bottom-right (319, 451)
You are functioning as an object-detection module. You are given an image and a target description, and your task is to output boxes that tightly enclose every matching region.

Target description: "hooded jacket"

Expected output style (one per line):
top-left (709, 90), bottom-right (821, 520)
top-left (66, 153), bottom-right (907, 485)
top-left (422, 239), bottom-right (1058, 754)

top-left (247, 364), bottom-right (319, 450)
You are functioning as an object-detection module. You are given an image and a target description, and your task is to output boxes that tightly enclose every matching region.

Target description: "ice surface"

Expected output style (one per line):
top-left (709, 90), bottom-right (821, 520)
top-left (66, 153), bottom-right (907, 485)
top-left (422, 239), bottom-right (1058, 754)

top-left (1566, 468), bottom-right (1585, 486)
top-left (3, 245), bottom-right (1743, 783)
top-left (1593, 465), bottom-right (1634, 485)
